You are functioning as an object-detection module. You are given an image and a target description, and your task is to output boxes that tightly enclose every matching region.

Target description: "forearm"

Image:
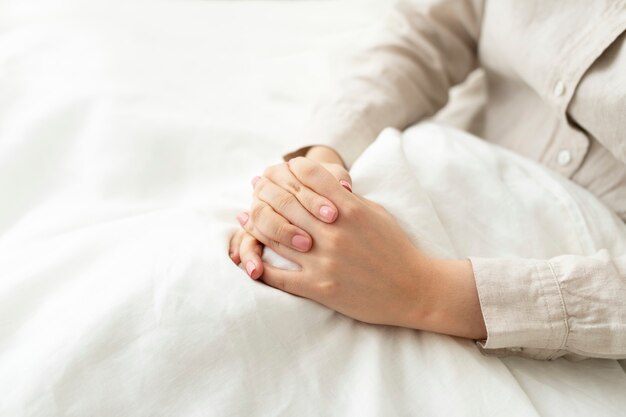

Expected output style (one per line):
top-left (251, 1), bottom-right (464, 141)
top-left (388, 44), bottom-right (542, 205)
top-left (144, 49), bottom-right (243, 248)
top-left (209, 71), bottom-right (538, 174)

top-left (302, 0), bottom-right (482, 168)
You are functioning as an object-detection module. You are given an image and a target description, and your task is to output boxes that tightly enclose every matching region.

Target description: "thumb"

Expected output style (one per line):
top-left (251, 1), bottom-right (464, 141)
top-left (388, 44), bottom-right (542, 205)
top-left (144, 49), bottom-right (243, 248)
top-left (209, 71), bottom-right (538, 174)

top-left (321, 162), bottom-right (352, 193)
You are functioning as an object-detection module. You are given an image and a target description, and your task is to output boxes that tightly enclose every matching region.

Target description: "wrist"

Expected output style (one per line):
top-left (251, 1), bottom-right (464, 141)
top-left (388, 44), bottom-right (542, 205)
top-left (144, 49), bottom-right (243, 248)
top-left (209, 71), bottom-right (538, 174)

top-left (410, 257), bottom-right (487, 340)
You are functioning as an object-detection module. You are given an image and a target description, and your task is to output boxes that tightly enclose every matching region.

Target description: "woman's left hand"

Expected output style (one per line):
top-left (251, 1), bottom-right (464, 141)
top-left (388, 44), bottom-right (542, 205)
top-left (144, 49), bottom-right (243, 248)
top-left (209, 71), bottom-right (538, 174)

top-left (238, 157), bottom-right (487, 339)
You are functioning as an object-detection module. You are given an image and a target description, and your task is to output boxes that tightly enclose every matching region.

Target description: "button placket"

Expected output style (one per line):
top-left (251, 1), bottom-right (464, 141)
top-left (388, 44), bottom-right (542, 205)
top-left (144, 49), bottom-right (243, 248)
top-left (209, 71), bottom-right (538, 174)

top-left (553, 80), bottom-right (566, 97)
top-left (557, 149), bottom-right (572, 166)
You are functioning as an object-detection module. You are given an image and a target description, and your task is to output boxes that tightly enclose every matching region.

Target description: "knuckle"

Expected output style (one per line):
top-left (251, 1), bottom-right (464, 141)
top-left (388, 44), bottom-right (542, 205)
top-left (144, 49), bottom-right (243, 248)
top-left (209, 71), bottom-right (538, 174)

top-left (324, 164), bottom-right (344, 180)
top-left (316, 279), bottom-right (339, 298)
top-left (276, 192), bottom-right (297, 212)
top-left (265, 238), bottom-right (280, 252)
top-left (273, 222), bottom-right (291, 243)
top-left (291, 157), bottom-right (316, 177)
top-left (324, 229), bottom-right (344, 249)
top-left (286, 179), bottom-right (302, 194)
top-left (292, 156), bottom-right (307, 166)
top-left (340, 200), bottom-right (360, 218)
top-left (301, 164), bottom-right (319, 179)
top-left (250, 201), bottom-right (266, 221)
top-left (263, 164), bottom-right (281, 179)
top-left (305, 193), bottom-right (323, 212)
top-left (325, 257), bottom-right (339, 272)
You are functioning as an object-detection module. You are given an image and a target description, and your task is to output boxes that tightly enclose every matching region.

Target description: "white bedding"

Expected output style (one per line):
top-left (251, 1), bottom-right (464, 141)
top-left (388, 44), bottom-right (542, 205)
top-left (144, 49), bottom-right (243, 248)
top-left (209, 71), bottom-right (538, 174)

top-left (1, 1), bottom-right (625, 416)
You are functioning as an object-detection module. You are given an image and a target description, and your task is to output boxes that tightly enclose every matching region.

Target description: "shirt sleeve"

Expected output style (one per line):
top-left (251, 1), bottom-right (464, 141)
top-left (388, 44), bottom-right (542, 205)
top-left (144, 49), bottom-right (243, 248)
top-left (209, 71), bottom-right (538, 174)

top-left (469, 250), bottom-right (626, 361)
top-left (284, 0), bottom-right (484, 167)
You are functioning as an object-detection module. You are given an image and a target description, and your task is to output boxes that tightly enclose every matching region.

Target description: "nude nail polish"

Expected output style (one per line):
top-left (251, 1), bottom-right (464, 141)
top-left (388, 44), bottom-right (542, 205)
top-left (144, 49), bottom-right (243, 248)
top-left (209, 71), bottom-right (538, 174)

top-left (251, 176), bottom-right (261, 187)
top-left (236, 212), bottom-right (249, 225)
top-left (319, 205), bottom-right (336, 222)
top-left (246, 260), bottom-right (256, 278)
top-left (339, 180), bottom-right (352, 192)
top-left (291, 235), bottom-right (312, 251)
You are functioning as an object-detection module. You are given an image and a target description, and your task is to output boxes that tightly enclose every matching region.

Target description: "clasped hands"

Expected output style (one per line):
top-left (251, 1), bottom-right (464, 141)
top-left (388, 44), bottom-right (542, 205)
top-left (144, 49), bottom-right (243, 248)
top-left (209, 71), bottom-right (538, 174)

top-left (228, 148), bottom-right (487, 339)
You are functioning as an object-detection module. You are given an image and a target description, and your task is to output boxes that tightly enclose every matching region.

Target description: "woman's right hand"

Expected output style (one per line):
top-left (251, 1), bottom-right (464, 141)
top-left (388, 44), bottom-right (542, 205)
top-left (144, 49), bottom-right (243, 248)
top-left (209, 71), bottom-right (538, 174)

top-left (229, 147), bottom-right (351, 279)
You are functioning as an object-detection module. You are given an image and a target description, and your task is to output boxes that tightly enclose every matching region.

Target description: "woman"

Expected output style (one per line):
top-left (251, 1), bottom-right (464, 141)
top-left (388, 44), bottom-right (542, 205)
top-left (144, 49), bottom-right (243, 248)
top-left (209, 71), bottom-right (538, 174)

top-left (229, 0), bottom-right (626, 361)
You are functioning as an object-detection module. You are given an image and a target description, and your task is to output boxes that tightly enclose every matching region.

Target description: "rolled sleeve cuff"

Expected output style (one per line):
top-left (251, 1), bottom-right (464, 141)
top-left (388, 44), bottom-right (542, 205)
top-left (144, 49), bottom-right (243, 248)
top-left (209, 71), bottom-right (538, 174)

top-left (468, 257), bottom-right (570, 358)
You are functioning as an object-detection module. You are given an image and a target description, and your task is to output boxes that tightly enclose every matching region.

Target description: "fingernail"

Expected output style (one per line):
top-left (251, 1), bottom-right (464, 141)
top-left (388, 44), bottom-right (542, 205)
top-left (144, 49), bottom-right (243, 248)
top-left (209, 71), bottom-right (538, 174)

top-left (251, 176), bottom-right (261, 187)
top-left (319, 205), bottom-right (336, 222)
top-left (339, 180), bottom-right (352, 192)
top-left (291, 234), bottom-right (312, 251)
top-left (236, 212), bottom-right (249, 225)
top-left (245, 260), bottom-right (257, 278)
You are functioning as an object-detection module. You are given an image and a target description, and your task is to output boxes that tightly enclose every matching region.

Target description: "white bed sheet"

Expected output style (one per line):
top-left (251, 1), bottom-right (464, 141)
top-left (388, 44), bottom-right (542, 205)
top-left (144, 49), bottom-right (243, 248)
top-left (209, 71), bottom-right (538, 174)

top-left (0, 1), bottom-right (624, 416)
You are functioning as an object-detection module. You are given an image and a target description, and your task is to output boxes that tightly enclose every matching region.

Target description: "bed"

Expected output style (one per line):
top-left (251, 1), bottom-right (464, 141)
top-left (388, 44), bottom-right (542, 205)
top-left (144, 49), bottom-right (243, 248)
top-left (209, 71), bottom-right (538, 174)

top-left (1, 1), bottom-right (625, 416)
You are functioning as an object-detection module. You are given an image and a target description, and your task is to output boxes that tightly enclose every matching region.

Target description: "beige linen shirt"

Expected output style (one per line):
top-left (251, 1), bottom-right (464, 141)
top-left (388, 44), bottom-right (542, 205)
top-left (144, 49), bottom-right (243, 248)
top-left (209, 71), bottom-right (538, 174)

top-left (288, 0), bottom-right (626, 360)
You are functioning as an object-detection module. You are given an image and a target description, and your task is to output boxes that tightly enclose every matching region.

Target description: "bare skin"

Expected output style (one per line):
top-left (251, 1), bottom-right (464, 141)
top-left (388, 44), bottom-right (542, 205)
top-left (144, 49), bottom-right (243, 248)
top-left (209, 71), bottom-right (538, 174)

top-left (229, 146), bottom-right (487, 340)
top-left (229, 146), bottom-right (349, 278)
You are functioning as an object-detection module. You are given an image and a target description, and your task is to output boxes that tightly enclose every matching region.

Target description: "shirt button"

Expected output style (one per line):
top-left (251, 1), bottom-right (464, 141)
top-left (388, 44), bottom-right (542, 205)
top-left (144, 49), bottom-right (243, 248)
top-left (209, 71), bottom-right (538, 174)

top-left (510, 347), bottom-right (523, 353)
top-left (554, 80), bottom-right (566, 97)
top-left (557, 149), bottom-right (572, 166)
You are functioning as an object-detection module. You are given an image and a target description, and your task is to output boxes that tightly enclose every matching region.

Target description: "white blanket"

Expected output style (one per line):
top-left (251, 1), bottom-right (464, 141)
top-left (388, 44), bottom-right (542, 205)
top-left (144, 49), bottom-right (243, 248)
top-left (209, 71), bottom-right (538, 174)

top-left (1, 1), bottom-right (625, 416)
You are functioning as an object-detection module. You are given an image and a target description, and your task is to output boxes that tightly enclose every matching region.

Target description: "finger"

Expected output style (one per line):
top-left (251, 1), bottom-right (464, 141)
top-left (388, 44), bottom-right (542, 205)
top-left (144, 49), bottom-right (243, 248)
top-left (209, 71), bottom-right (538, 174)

top-left (261, 163), bottom-right (339, 223)
top-left (239, 231), bottom-right (264, 279)
top-left (321, 162), bottom-right (353, 192)
top-left (287, 157), bottom-right (352, 203)
top-left (254, 176), bottom-right (319, 230)
top-left (237, 210), bottom-right (305, 263)
top-left (229, 229), bottom-right (244, 264)
top-left (246, 200), bottom-right (313, 252)
top-left (260, 263), bottom-right (311, 298)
